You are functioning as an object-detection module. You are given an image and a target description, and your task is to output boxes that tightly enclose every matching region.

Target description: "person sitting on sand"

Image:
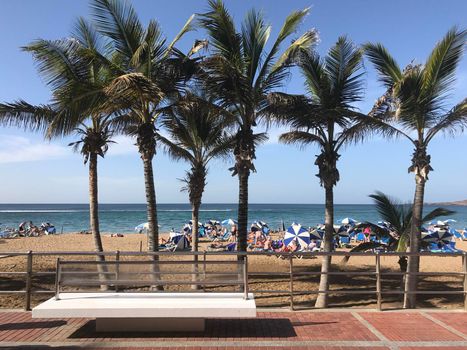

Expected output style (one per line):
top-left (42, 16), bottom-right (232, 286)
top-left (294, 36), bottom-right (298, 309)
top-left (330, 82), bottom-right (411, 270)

top-left (263, 236), bottom-right (272, 251)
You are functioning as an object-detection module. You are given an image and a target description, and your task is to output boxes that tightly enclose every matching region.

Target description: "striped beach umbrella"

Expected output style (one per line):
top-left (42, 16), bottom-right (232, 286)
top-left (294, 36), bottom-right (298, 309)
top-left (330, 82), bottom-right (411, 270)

top-left (341, 217), bottom-right (357, 226)
top-left (222, 218), bottom-right (237, 226)
top-left (309, 228), bottom-right (324, 240)
top-left (284, 223), bottom-right (310, 249)
top-left (422, 229), bottom-right (453, 245)
top-left (251, 221), bottom-right (270, 234)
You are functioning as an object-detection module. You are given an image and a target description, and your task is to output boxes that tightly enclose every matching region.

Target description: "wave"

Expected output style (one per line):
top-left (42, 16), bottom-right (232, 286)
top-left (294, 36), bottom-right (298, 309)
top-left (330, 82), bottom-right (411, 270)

top-left (159, 209), bottom-right (233, 212)
top-left (0, 210), bottom-right (87, 213)
top-left (0, 208), bottom-right (234, 213)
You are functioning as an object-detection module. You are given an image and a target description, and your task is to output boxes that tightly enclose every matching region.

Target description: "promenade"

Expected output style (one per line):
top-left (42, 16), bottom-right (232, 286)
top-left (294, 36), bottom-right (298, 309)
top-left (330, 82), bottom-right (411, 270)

top-left (1, 309), bottom-right (467, 349)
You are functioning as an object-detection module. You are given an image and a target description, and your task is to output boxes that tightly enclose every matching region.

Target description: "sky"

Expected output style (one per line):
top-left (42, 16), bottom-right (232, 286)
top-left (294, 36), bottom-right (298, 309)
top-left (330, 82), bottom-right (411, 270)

top-left (0, 0), bottom-right (466, 204)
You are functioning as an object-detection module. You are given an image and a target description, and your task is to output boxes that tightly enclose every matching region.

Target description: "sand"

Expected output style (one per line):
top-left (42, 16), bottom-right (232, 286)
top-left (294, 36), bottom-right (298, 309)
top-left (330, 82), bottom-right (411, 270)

top-left (0, 233), bottom-right (465, 310)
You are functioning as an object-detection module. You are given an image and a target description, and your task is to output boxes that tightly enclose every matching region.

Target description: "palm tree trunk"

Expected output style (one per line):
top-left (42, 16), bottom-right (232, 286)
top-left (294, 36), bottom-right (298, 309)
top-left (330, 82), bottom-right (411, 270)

top-left (142, 155), bottom-right (162, 290)
top-left (404, 177), bottom-right (426, 308)
top-left (315, 185), bottom-right (334, 308)
top-left (237, 169), bottom-right (249, 252)
top-left (191, 201), bottom-right (201, 289)
top-left (142, 156), bottom-right (159, 252)
top-left (89, 153), bottom-right (107, 289)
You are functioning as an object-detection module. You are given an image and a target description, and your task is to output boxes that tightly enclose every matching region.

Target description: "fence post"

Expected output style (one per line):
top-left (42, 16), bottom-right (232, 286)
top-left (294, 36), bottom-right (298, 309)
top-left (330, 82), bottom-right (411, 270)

top-left (289, 253), bottom-right (294, 311)
top-left (115, 250), bottom-right (120, 292)
top-left (375, 252), bottom-right (382, 311)
top-left (243, 255), bottom-right (249, 300)
top-left (463, 252), bottom-right (467, 312)
top-left (24, 251), bottom-right (33, 311)
top-left (203, 251), bottom-right (206, 292)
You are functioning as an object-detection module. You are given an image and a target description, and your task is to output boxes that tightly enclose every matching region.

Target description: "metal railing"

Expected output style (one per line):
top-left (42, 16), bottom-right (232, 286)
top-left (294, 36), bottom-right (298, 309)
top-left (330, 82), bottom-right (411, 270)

top-left (54, 257), bottom-right (249, 300)
top-left (0, 250), bottom-right (465, 311)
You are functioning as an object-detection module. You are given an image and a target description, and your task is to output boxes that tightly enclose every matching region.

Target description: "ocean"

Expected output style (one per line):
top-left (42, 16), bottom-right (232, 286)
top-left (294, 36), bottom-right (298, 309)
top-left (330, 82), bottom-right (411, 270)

top-left (0, 203), bottom-right (466, 233)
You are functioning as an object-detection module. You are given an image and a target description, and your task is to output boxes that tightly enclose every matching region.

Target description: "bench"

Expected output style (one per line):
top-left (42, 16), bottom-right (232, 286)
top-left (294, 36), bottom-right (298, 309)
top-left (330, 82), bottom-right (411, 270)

top-left (32, 257), bottom-right (256, 332)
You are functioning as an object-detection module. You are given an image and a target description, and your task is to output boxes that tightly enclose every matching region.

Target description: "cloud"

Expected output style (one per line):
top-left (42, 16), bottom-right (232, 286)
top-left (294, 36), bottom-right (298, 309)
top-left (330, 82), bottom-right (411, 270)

top-left (0, 135), bottom-right (68, 164)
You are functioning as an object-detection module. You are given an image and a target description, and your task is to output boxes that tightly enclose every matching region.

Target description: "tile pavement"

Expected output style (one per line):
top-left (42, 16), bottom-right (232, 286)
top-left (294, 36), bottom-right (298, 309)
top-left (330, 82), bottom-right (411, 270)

top-left (0, 310), bottom-right (467, 349)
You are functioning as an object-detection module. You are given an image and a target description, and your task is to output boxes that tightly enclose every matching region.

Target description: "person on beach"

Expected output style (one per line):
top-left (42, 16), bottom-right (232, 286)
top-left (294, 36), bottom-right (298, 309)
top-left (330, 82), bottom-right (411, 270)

top-left (230, 225), bottom-right (237, 242)
top-left (363, 226), bottom-right (371, 242)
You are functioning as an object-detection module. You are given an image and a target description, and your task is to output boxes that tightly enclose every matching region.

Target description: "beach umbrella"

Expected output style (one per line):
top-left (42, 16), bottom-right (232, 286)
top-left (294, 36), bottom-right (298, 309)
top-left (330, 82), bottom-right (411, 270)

top-left (221, 218), bottom-right (237, 226)
top-left (333, 225), bottom-right (344, 234)
top-left (189, 220), bottom-right (203, 226)
top-left (206, 219), bottom-right (220, 227)
top-left (251, 221), bottom-right (270, 234)
top-left (182, 224), bottom-right (192, 234)
top-left (341, 217), bottom-right (357, 226)
top-left (309, 228), bottom-right (324, 240)
top-left (135, 222), bottom-right (149, 233)
top-left (169, 230), bottom-right (184, 240)
top-left (284, 223), bottom-right (310, 249)
top-left (430, 229), bottom-right (454, 245)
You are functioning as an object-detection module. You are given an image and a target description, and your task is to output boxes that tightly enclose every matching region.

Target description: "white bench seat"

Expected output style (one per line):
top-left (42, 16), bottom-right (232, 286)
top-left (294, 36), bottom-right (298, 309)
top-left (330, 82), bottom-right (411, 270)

top-left (32, 292), bottom-right (256, 332)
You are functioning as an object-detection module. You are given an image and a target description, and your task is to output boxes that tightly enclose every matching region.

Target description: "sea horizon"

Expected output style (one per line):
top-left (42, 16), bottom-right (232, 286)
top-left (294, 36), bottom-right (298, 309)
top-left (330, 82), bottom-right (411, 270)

top-left (1, 203), bottom-right (466, 234)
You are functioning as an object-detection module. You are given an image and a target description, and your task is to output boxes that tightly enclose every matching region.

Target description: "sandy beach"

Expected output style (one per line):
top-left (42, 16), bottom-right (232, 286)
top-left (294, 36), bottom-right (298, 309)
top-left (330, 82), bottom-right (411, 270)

top-left (0, 233), bottom-right (465, 310)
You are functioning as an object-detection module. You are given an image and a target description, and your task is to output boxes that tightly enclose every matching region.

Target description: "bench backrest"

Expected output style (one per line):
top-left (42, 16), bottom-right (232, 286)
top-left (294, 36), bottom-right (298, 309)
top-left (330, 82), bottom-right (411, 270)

top-left (54, 257), bottom-right (249, 300)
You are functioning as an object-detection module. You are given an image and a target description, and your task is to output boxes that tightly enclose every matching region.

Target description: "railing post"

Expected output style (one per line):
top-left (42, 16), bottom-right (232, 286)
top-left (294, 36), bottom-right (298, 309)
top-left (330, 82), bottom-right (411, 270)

top-left (115, 250), bottom-right (120, 292)
top-left (54, 258), bottom-right (61, 300)
top-left (24, 251), bottom-right (33, 311)
top-left (375, 252), bottom-right (382, 311)
top-left (203, 251), bottom-right (206, 292)
top-left (463, 252), bottom-right (467, 312)
top-left (289, 253), bottom-right (294, 311)
top-left (243, 254), bottom-right (249, 300)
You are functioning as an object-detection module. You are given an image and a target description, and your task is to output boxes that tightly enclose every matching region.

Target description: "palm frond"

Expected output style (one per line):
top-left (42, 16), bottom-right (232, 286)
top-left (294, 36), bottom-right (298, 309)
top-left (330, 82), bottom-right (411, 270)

top-left (104, 72), bottom-right (164, 105)
top-left (0, 100), bottom-right (56, 134)
top-left (279, 130), bottom-right (324, 148)
top-left (421, 27), bottom-right (466, 112)
top-left (364, 42), bottom-right (402, 88)
top-left (426, 98), bottom-right (467, 142)
top-left (422, 207), bottom-right (455, 223)
top-left (166, 14), bottom-right (196, 56)
top-left (369, 191), bottom-right (406, 234)
top-left (257, 7), bottom-right (311, 82)
top-left (324, 36), bottom-right (365, 106)
top-left (91, 0), bottom-right (143, 62)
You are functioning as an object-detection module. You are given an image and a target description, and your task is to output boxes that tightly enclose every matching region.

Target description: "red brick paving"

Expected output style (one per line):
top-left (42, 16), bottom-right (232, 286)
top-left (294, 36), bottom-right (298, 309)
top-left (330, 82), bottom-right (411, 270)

top-left (359, 312), bottom-right (464, 342)
top-left (428, 312), bottom-right (467, 335)
top-left (0, 310), bottom-right (466, 348)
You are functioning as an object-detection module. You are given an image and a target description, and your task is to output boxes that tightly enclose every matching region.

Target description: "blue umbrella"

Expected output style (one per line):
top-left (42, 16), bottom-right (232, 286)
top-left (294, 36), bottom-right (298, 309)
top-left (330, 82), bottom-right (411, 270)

top-left (284, 223), bottom-right (310, 249)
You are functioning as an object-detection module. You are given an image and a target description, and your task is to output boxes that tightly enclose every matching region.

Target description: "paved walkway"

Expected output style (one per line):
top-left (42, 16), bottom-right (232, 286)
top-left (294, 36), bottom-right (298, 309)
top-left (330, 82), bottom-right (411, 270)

top-left (1, 309), bottom-right (467, 349)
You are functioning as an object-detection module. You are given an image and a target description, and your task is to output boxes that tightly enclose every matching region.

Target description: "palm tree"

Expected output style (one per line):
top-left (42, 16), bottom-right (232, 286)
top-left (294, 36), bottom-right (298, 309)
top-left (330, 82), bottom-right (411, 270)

top-left (347, 191), bottom-right (454, 275)
top-left (157, 93), bottom-right (233, 255)
top-left (199, 0), bottom-right (317, 251)
top-left (365, 27), bottom-right (467, 308)
top-left (90, 0), bottom-right (201, 253)
top-left (0, 19), bottom-right (114, 265)
top-left (265, 37), bottom-right (370, 308)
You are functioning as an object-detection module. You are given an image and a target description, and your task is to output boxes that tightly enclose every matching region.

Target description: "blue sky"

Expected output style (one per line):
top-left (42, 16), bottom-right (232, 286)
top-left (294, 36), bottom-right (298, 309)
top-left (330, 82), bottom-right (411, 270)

top-left (0, 0), bottom-right (466, 204)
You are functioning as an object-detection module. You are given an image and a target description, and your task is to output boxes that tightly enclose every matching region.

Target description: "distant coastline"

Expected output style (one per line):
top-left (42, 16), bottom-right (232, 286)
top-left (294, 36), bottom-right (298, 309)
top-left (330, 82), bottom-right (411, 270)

top-left (429, 200), bottom-right (467, 206)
